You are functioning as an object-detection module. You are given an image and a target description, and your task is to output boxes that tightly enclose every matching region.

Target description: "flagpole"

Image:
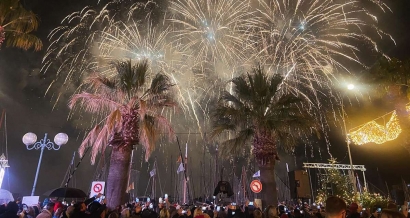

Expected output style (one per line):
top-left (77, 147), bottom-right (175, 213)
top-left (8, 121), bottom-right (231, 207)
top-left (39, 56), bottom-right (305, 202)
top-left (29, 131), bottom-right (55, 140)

top-left (127, 149), bottom-right (134, 201)
top-left (176, 137), bottom-right (190, 205)
top-left (183, 142), bottom-right (188, 204)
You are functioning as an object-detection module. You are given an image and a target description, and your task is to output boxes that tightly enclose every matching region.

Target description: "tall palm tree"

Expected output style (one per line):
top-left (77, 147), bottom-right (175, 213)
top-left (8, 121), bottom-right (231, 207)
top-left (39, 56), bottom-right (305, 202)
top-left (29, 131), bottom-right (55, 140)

top-left (212, 66), bottom-right (318, 207)
top-left (70, 60), bottom-right (176, 209)
top-left (0, 0), bottom-right (42, 50)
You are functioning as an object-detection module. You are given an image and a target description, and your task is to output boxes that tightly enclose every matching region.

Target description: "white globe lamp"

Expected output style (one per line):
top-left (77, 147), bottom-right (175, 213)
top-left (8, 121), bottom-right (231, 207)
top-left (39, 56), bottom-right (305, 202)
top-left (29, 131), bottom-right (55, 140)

top-left (347, 84), bottom-right (355, 90)
top-left (54, 133), bottom-right (69, 146)
top-left (23, 132), bottom-right (37, 146)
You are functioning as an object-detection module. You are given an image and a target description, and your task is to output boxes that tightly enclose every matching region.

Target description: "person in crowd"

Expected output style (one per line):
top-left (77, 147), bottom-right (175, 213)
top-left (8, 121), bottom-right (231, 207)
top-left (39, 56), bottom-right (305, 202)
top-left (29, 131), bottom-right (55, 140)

top-left (264, 205), bottom-right (279, 218)
top-left (292, 209), bottom-right (302, 218)
top-left (160, 208), bottom-right (171, 218)
top-left (325, 196), bottom-right (346, 218)
top-left (37, 203), bottom-right (55, 218)
top-left (381, 210), bottom-right (406, 218)
top-left (348, 203), bottom-right (360, 218)
top-left (53, 202), bottom-right (64, 218)
top-left (370, 207), bottom-right (380, 218)
top-left (19, 206), bottom-right (35, 218)
top-left (0, 201), bottom-right (20, 218)
top-left (61, 206), bottom-right (74, 218)
top-left (253, 209), bottom-right (263, 218)
top-left (194, 207), bottom-right (204, 218)
top-left (278, 205), bottom-right (288, 218)
top-left (312, 206), bottom-right (323, 218)
top-left (400, 205), bottom-right (409, 218)
top-left (131, 204), bottom-right (142, 218)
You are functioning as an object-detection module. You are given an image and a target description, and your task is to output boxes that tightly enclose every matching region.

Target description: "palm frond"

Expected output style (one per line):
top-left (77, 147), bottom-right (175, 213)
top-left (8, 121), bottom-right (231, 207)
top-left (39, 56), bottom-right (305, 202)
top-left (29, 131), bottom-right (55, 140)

top-left (91, 125), bottom-right (109, 164)
top-left (106, 109), bottom-right (122, 133)
top-left (146, 73), bottom-right (174, 96)
top-left (155, 115), bottom-right (176, 141)
top-left (219, 128), bottom-right (254, 157)
top-left (4, 32), bottom-right (42, 51)
top-left (79, 125), bottom-right (100, 158)
top-left (0, 0), bottom-right (41, 51)
top-left (139, 114), bottom-right (156, 161)
top-left (113, 59), bottom-right (148, 94)
top-left (69, 92), bottom-right (121, 114)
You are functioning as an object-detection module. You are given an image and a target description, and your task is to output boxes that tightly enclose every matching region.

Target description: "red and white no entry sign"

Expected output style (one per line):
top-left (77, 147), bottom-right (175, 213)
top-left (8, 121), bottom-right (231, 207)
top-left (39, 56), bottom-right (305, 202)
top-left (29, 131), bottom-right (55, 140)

top-left (250, 180), bottom-right (262, 193)
top-left (93, 183), bottom-right (103, 193)
top-left (90, 181), bottom-right (105, 198)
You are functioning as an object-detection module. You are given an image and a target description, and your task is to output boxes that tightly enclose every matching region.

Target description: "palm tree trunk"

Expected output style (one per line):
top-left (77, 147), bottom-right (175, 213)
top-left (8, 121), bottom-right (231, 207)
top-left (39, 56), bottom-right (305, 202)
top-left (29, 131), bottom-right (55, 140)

top-left (253, 130), bottom-right (278, 209)
top-left (259, 161), bottom-right (278, 208)
top-left (106, 145), bottom-right (132, 210)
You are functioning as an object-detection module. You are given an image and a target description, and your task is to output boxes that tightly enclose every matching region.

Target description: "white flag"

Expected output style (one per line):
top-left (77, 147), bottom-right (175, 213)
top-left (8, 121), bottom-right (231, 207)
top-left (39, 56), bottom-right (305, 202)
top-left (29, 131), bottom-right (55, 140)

top-left (150, 169), bottom-right (156, 177)
top-left (177, 163), bottom-right (185, 174)
top-left (252, 170), bottom-right (260, 178)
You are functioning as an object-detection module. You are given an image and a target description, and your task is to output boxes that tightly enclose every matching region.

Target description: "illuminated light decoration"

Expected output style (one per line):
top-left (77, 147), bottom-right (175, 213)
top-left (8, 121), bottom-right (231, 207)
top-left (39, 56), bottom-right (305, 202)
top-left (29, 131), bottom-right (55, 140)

top-left (0, 154), bottom-right (9, 189)
top-left (349, 109), bottom-right (405, 145)
top-left (0, 26), bottom-right (5, 47)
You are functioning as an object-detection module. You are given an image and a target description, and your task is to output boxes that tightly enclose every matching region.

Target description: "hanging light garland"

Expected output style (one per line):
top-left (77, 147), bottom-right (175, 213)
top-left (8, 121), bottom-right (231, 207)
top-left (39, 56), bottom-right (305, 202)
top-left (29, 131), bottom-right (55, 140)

top-left (349, 106), bottom-right (410, 145)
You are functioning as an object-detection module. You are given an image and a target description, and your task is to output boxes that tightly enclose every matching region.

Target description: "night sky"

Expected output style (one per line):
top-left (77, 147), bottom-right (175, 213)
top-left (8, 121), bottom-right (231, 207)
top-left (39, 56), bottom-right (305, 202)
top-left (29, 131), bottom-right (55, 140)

top-left (1, 0), bottom-right (410, 199)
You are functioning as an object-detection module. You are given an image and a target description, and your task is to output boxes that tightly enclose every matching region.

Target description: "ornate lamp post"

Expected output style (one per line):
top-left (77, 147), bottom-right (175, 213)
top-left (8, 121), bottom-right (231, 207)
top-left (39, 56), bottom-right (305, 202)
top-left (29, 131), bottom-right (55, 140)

top-left (23, 132), bottom-right (68, 196)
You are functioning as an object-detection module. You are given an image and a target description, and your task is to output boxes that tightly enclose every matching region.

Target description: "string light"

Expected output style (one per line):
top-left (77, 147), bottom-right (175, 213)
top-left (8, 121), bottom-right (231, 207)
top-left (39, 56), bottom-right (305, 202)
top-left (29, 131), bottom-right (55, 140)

top-left (349, 110), bottom-right (402, 145)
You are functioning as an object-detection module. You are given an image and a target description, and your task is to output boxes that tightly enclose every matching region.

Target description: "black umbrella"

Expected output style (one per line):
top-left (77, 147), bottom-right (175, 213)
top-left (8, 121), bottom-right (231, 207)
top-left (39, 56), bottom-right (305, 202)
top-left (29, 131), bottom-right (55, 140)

top-left (44, 187), bottom-right (87, 198)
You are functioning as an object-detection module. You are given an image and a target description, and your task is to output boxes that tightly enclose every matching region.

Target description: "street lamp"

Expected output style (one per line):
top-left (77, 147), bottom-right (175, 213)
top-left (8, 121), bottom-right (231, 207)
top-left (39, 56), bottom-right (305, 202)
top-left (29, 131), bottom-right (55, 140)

top-left (23, 132), bottom-right (68, 196)
top-left (341, 83), bottom-right (357, 194)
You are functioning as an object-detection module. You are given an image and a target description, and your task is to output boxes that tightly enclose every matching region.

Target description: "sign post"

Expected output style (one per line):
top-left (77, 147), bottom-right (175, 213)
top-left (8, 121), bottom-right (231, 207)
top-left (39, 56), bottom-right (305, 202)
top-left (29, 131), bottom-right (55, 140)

top-left (90, 181), bottom-right (105, 198)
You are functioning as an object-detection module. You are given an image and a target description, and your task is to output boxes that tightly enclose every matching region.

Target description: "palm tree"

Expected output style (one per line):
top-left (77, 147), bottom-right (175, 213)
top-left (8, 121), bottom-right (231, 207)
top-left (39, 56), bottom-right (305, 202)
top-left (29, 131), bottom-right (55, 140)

top-left (69, 60), bottom-right (176, 209)
top-left (0, 0), bottom-right (42, 50)
top-left (212, 66), bottom-right (318, 207)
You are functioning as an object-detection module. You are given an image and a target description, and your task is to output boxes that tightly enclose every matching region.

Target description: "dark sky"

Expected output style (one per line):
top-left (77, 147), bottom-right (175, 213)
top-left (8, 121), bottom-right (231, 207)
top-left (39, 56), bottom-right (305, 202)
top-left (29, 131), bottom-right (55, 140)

top-left (1, 0), bottom-right (410, 199)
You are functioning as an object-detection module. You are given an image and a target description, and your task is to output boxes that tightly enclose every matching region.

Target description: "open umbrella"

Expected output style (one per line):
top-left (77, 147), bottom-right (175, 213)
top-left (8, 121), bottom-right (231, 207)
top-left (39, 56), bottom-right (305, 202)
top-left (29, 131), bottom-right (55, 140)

top-left (44, 187), bottom-right (87, 198)
top-left (0, 189), bottom-right (13, 204)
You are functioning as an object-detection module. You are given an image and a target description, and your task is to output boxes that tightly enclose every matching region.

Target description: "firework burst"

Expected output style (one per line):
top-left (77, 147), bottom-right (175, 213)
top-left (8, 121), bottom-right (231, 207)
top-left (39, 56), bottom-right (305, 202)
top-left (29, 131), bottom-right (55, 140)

top-left (43, 0), bottom-right (394, 148)
top-left (169, 0), bottom-right (256, 66)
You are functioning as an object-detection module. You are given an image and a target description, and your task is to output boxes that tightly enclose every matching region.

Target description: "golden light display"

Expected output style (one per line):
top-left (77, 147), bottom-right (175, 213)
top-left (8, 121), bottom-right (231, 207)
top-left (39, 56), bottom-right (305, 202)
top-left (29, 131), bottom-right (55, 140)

top-left (349, 111), bottom-right (403, 145)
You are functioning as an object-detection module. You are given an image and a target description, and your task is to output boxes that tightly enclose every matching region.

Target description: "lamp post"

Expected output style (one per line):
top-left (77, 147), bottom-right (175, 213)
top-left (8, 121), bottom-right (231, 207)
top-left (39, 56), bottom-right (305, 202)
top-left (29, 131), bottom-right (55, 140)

top-left (23, 132), bottom-right (68, 196)
top-left (341, 84), bottom-right (358, 194)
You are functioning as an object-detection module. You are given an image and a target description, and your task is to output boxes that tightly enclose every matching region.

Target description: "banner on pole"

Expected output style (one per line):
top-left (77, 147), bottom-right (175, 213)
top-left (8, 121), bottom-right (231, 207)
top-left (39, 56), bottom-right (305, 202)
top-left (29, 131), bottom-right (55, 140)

top-left (90, 181), bottom-right (105, 198)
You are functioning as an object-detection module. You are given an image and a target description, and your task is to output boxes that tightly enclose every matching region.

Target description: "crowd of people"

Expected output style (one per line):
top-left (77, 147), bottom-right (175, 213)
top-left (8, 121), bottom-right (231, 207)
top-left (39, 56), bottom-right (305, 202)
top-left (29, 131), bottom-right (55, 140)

top-left (0, 194), bottom-right (408, 218)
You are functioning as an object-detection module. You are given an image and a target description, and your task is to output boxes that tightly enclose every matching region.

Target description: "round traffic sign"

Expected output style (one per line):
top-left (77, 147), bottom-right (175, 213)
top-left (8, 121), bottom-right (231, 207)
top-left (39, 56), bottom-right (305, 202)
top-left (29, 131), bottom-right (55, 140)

top-left (250, 180), bottom-right (262, 193)
top-left (93, 183), bottom-right (103, 193)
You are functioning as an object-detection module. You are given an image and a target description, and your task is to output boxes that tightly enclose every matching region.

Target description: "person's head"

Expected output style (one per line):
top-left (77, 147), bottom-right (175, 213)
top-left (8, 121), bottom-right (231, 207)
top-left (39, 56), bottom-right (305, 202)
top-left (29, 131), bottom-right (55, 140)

top-left (349, 203), bottom-right (359, 213)
top-left (371, 206), bottom-right (381, 217)
top-left (254, 209), bottom-right (263, 218)
top-left (194, 207), bottom-right (203, 218)
top-left (46, 202), bottom-right (55, 214)
top-left (265, 205), bottom-right (279, 218)
top-left (381, 210), bottom-right (406, 218)
top-left (325, 196), bottom-right (347, 218)
top-left (160, 208), bottom-right (170, 218)
top-left (24, 206), bottom-right (35, 217)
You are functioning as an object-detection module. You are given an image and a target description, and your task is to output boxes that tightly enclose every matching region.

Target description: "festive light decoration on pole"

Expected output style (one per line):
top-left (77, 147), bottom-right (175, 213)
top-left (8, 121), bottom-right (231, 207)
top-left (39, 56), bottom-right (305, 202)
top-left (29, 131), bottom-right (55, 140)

top-left (0, 26), bottom-right (5, 47)
top-left (349, 109), bottom-right (404, 145)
